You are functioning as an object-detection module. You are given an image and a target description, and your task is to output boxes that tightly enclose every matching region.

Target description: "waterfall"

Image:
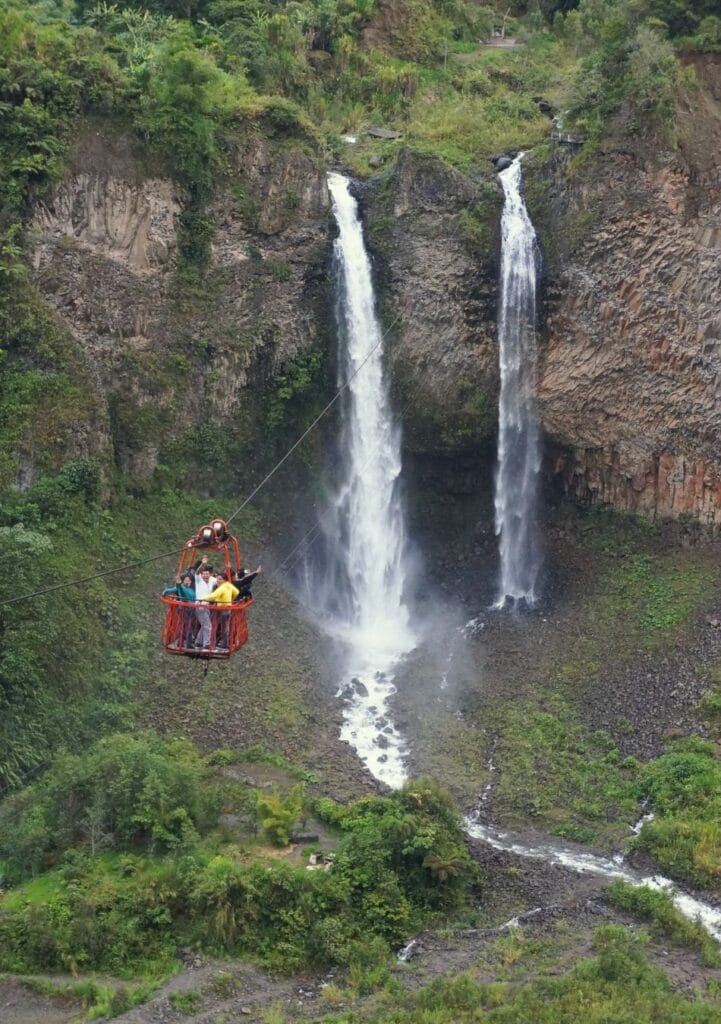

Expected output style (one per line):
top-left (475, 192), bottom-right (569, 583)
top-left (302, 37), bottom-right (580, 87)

top-left (301, 172), bottom-right (415, 786)
top-left (494, 155), bottom-right (542, 608)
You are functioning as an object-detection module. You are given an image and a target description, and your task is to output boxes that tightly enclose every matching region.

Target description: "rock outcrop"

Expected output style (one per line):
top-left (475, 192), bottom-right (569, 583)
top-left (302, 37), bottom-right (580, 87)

top-left (364, 149), bottom-right (502, 454)
top-left (29, 126), bottom-right (331, 480)
top-left (22, 55), bottom-right (721, 526)
top-left (536, 53), bottom-right (721, 526)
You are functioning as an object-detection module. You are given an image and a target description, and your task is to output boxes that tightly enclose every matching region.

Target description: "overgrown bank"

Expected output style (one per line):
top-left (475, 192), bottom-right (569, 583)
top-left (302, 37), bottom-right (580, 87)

top-left (0, 740), bottom-right (477, 980)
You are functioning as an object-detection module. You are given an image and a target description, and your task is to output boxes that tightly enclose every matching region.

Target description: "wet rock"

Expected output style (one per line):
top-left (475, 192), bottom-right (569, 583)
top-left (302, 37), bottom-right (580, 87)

top-left (533, 96), bottom-right (555, 117)
top-left (352, 678), bottom-right (369, 697)
top-left (375, 734), bottom-right (390, 749)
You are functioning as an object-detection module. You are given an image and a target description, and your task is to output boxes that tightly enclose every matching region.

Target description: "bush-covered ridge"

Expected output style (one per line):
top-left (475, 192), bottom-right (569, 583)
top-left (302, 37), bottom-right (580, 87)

top-left (634, 737), bottom-right (721, 890)
top-left (0, 737), bottom-right (478, 975)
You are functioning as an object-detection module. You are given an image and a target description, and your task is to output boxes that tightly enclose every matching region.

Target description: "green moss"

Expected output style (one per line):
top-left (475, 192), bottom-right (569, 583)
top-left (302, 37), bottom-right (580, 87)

top-left (489, 699), bottom-right (639, 845)
top-left (454, 185), bottom-right (502, 256)
top-left (265, 345), bottom-right (329, 438)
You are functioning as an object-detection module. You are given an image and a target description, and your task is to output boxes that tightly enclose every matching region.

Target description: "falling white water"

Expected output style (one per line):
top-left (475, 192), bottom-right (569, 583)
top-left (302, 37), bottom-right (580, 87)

top-left (301, 172), bottom-right (415, 786)
top-left (494, 156), bottom-right (542, 608)
top-left (465, 815), bottom-right (721, 943)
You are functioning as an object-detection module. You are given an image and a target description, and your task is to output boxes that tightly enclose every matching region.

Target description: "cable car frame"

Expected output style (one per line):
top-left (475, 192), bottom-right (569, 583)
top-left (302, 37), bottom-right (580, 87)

top-left (160, 518), bottom-right (254, 660)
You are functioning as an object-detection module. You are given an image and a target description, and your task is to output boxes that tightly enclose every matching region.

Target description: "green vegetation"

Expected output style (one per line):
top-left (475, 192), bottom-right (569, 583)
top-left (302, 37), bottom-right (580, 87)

top-left (490, 698), bottom-right (638, 845)
top-left (307, 925), bottom-right (720, 1023)
top-left (169, 989), bottom-right (202, 1013)
top-left (484, 511), bottom-right (720, 849)
top-left (699, 660), bottom-right (721, 734)
top-left (0, 758), bottom-right (478, 976)
top-left (0, 733), bottom-right (218, 880)
top-left (0, 465), bottom-right (257, 790)
top-left (606, 882), bottom-right (721, 967)
top-left (256, 783), bottom-right (306, 845)
top-left (1, 3), bottom-right (720, 1016)
top-left (634, 738), bottom-right (721, 890)
top-left (12, 975), bottom-right (156, 1020)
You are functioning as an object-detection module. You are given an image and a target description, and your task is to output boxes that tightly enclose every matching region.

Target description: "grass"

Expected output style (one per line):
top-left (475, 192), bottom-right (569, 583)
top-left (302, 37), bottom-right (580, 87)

top-left (488, 698), bottom-right (639, 846)
top-left (333, 35), bottom-right (578, 177)
top-left (412, 712), bottom-right (495, 809)
top-left (169, 989), bottom-right (202, 1014)
top-left (481, 509), bottom-right (720, 848)
top-left (11, 974), bottom-right (161, 1021)
top-left (633, 739), bottom-right (721, 891)
top-left (606, 882), bottom-right (721, 967)
top-left (304, 925), bottom-right (721, 1023)
top-left (699, 660), bottom-right (721, 734)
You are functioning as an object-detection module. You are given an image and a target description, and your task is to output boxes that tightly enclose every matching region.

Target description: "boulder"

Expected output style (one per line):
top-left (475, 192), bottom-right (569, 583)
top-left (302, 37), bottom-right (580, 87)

top-left (367, 127), bottom-right (403, 139)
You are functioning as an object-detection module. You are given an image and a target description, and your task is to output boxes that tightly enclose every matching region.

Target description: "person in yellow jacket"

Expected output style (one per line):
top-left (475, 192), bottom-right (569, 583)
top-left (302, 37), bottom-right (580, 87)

top-left (203, 572), bottom-right (240, 650)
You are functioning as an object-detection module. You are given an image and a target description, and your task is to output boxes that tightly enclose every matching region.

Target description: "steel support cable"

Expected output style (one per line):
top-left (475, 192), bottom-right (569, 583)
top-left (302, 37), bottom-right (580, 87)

top-left (0, 175), bottom-right (489, 610)
top-left (0, 317), bottom-right (399, 609)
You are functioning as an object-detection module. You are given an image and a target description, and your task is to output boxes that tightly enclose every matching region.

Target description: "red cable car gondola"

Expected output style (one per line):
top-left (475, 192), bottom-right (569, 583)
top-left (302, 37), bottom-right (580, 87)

top-left (160, 519), bottom-right (254, 659)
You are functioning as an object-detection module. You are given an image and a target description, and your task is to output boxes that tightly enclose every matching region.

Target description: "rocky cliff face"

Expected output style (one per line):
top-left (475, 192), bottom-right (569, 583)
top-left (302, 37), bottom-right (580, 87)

top-left (23, 56), bottom-right (721, 526)
top-left (363, 58), bottom-right (721, 527)
top-left (536, 54), bottom-right (721, 527)
top-left (29, 126), bottom-right (331, 481)
top-left (364, 150), bottom-right (502, 455)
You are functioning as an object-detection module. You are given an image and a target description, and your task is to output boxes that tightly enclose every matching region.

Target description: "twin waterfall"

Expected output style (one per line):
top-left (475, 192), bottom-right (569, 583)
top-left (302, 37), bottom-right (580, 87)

top-left (301, 173), bottom-right (414, 786)
top-left (304, 163), bottom-right (542, 783)
top-left (494, 156), bottom-right (541, 608)
top-left (295, 169), bottom-right (721, 947)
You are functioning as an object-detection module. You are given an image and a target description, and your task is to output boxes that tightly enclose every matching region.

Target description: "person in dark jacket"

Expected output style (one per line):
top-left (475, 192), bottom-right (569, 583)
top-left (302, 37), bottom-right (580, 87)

top-left (163, 573), bottom-right (196, 648)
top-left (234, 565), bottom-right (261, 599)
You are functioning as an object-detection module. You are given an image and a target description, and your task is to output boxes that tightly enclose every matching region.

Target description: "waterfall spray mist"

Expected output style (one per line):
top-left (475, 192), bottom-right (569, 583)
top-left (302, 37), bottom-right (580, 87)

top-left (494, 156), bottom-right (542, 608)
top-left (301, 172), bottom-right (415, 785)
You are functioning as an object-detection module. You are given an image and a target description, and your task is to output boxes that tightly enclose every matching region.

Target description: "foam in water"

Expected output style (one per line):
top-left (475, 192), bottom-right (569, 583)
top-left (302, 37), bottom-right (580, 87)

top-left (303, 173), bottom-right (415, 787)
top-left (494, 155), bottom-right (542, 608)
top-left (465, 815), bottom-right (721, 942)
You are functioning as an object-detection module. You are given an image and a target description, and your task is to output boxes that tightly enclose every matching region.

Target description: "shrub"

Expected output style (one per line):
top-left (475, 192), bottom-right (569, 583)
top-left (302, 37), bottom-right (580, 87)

top-left (606, 881), bottom-right (721, 965)
top-left (256, 783), bottom-right (305, 846)
top-left (0, 733), bottom-right (216, 879)
top-left (634, 740), bottom-right (721, 888)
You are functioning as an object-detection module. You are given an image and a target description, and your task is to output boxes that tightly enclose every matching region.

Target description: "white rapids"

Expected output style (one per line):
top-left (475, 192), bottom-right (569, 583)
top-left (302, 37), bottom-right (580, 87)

top-left (493, 155), bottom-right (542, 608)
top-left (302, 172), bottom-right (415, 787)
top-left (465, 815), bottom-right (721, 943)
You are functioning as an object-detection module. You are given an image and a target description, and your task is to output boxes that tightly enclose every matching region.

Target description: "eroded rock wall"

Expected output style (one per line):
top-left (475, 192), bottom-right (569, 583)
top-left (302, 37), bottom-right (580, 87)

top-left (364, 150), bottom-right (502, 454)
top-left (537, 54), bottom-right (721, 526)
top-left (29, 126), bottom-right (331, 480)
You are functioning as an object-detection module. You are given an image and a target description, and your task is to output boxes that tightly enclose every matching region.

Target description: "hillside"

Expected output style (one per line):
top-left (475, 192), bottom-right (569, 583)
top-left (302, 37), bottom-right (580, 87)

top-left (2, 0), bottom-right (721, 1021)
